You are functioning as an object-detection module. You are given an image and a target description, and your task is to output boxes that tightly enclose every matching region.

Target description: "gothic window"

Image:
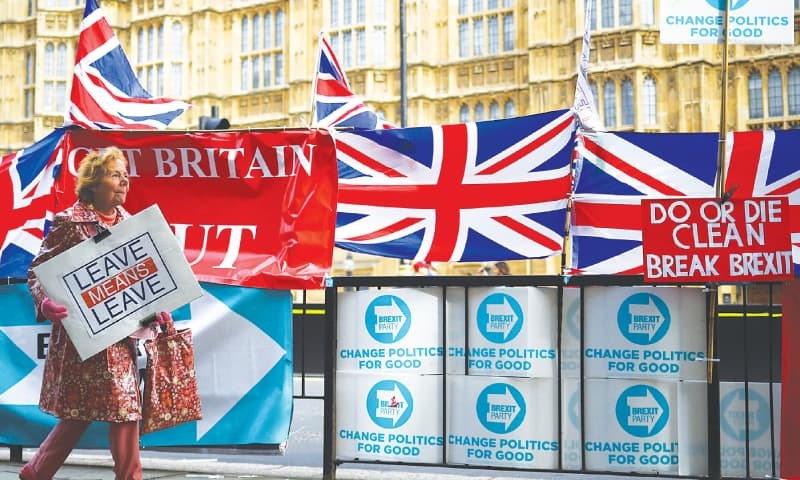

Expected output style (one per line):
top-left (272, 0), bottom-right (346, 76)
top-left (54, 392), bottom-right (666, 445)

top-left (603, 80), bottom-right (617, 127)
top-left (788, 66), bottom-right (800, 115)
top-left (590, 81), bottom-right (600, 113)
top-left (641, 0), bottom-right (655, 25)
top-left (488, 15), bottom-right (499, 54)
top-left (642, 76), bottom-right (657, 125)
top-left (170, 22), bottom-right (183, 97)
top-left (619, 0), bottom-right (632, 26)
top-left (43, 42), bottom-right (68, 114)
top-left (767, 69), bottom-right (784, 117)
top-left (460, 104), bottom-right (470, 122)
top-left (621, 78), bottom-right (634, 126)
top-left (241, 9), bottom-right (286, 91)
top-left (601, 0), bottom-right (614, 28)
top-left (241, 17), bottom-right (249, 52)
top-left (748, 71), bottom-right (763, 119)
top-left (504, 99), bottom-right (516, 117)
top-left (458, 1), bottom-right (514, 57)
top-left (489, 100), bottom-right (500, 119)
top-left (330, 0), bottom-right (378, 68)
top-left (25, 52), bottom-right (34, 118)
top-left (475, 102), bottom-right (485, 121)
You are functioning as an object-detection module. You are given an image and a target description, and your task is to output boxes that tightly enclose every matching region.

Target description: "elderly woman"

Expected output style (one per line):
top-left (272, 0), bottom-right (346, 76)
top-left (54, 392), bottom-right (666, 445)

top-left (20, 147), bottom-right (169, 480)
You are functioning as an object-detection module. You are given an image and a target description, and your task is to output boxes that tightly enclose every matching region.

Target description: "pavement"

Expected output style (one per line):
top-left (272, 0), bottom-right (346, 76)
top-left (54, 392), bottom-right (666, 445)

top-left (0, 397), bottom-right (653, 480)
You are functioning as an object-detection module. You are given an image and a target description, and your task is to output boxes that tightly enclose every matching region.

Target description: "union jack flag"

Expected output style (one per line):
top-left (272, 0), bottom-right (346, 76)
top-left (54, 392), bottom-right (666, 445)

top-left (65, 0), bottom-right (189, 129)
top-left (334, 110), bottom-right (576, 261)
top-left (569, 131), bottom-right (718, 275)
top-left (0, 128), bottom-right (65, 279)
top-left (725, 130), bottom-right (800, 275)
top-left (312, 34), bottom-right (394, 129)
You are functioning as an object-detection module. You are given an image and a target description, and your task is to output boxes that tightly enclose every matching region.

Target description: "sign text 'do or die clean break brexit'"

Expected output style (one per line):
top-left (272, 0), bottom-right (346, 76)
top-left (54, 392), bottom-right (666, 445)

top-left (641, 197), bottom-right (793, 283)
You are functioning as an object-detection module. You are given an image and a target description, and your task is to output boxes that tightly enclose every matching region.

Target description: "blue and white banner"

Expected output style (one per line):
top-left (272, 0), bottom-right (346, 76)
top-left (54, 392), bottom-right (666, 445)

top-left (0, 282), bottom-right (293, 447)
top-left (660, 0), bottom-right (794, 45)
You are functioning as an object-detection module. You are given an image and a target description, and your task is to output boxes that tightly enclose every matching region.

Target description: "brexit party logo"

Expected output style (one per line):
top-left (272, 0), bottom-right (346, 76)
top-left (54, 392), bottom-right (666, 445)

top-left (615, 385), bottom-right (670, 437)
top-left (476, 383), bottom-right (526, 434)
top-left (366, 295), bottom-right (412, 343)
top-left (477, 293), bottom-right (524, 343)
top-left (720, 388), bottom-right (770, 442)
top-left (366, 380), bottom-right (414, 428)
top-left (706, 0), bottom-right (749, 11)
top-left (617, 293), bottom-right (670, 346)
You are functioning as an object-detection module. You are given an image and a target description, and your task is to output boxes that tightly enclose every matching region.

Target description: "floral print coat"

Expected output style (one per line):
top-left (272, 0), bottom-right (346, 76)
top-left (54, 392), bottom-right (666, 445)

top-left (28, 201), bottom-right (141, 422)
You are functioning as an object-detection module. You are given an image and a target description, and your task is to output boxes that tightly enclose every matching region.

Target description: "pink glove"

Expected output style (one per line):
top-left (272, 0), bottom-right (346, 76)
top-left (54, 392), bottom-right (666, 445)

top-left (41, 297), bottom-right (68, 322)
top-left (155, 311), bottom-right (172, 326)
top-left (139, 311), bottom-right (172, 327)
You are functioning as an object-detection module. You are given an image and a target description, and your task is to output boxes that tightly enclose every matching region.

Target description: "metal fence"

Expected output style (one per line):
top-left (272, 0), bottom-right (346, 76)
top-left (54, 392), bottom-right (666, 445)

top-left (317, 275), bottom-right (784, 480)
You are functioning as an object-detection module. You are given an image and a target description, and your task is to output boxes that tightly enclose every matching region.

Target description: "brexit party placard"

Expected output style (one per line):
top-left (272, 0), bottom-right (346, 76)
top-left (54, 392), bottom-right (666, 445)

top-left (719, 382), bottom-right (781, 478)
top-left (465, 287), bottom-right (558, 377)
top-left (583, 286), bottom-right (707, 380)
top-left (337, 289), bottom-right (443, 374)
top-left (660, 0), bottom-right (794, 45)
top-left (335, 372), bottom-right (443, 463)
top-left (583, 379), bottom-right (707, 475)
top-left (33, 205), bottom-right (202, 360)
top-left (446, 375), bottom-right (559, 469)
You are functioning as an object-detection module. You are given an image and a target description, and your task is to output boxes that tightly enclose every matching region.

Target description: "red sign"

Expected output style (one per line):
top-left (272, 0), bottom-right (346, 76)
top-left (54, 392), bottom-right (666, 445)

top-left (641, 197), bottom-right (793, 282)
top-left (56, 129), bottom-right (338, 290)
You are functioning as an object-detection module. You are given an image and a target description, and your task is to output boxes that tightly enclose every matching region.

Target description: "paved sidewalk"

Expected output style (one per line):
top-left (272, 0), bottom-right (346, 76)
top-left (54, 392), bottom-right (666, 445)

top-left (0, 449), bottom-right (576, 480)
top-left (0, 449), bottom-right (647, 480)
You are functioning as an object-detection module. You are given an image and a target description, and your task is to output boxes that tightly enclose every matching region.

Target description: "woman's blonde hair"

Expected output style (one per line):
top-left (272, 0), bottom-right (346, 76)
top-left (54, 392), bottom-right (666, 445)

top-left (75, 147), bottom-right (128, 204)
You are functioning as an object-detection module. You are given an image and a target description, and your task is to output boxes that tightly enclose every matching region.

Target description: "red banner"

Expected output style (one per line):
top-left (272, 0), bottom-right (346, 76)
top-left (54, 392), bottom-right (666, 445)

top-left (56, 129), bottom-right (338, 290)
top-left (641, 197), bottom-right (793, 283)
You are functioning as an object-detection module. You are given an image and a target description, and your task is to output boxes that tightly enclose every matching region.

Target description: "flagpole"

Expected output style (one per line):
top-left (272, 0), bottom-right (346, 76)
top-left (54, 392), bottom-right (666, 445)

top-left (715, 5), bottom-right (730, 199)
top-left (707, 6), bottom-right (729, 480)
top-left (309, 31), bottom-right (324, 128)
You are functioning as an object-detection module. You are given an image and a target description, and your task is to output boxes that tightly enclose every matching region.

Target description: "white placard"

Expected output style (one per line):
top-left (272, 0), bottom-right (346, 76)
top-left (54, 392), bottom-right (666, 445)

top-left (660, 0), bottom-right (794, 45)
top-left (335, 372), bottom-right (443, 463)
top-left (337, 288), bottom-right (443, 374)
top-left (583, 379), bottom-right (707, 475)
top-left (719, 382), bottom-right (781, 477)
top-left (583, 286), bottom-right (707, 381)
top-left (446, 375), bottom-right (559, 469)
top-left (465, 287), bottom-right (558, 377)
top-left (33, 204), bottom-right (202, 360)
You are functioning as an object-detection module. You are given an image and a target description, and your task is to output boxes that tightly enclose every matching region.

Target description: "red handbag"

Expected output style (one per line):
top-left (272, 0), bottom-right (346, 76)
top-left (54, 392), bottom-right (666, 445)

top-left (140, 318), bottom-right (202, 435)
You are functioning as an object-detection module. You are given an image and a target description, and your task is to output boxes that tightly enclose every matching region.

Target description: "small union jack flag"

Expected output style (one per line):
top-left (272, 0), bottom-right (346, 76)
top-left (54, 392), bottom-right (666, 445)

top-left (0, 128), bottom-right (65, 279)
top-left (569, 131), bottom-right (719, 275)
top-left (312, 33), bottom-right (394, 129)
top-left (334, 110), bottom-right (576, 262)
top-left (65, 0), bottom-right (189, 129)
top-left (726, 130), bottom-right (800, 275)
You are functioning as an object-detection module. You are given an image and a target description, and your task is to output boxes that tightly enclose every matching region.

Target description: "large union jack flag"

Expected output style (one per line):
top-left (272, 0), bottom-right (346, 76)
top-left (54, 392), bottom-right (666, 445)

top-left (65, 0), bottom-right (189, 129)
top-left (334, 110), bottom-right (576, 261)
top-left (0, 128), bottom-right (65, 279)
top-left (725, 130), bottom-right (800, 275)
top-left (312, 34), bottom-right (394, 129)
top-left (570, 131), bottom-right (718, 275)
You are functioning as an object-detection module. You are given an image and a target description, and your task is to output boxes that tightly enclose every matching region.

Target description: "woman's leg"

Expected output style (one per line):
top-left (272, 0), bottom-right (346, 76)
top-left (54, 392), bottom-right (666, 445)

top-left (108, 421), bottom-right (142, 480)
top-left (20, 418), bottom-right (91, 480)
